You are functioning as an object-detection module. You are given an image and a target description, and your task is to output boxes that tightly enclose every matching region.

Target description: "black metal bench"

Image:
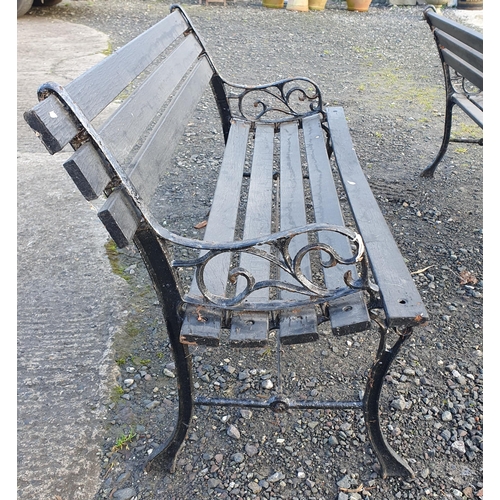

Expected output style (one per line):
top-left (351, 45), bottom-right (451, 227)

top-left (421, 5), bottom-right (483, 178)
top-left (24, 4), bottom-right (429, 479)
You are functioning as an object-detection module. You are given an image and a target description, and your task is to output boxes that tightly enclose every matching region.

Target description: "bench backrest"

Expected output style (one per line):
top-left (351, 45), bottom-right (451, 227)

top-left (424, 6), bottom-right (483, 91)
top-left (24, 6), bottom-right (227, 248)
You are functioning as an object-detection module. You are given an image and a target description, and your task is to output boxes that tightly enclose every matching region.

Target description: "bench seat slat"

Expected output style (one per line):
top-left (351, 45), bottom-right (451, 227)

top-left (279, 121), bottom-right (318, 345)
top-left (23, 9), bottom-right (189, 154)
top-left (98, 57), bottom-right (214, 246)
top-left (180, 120), bottom-right (251, 345)
top-left (469, 93), bottom-right (483, 112)
top-left (326, 107), bottom-right (428, 328)
top-left (230, 124), bottom-right (275, 347)
top-left (302, 114), bottom-right (370, 335)
top-left (452, 93), bottom-right (483, 128)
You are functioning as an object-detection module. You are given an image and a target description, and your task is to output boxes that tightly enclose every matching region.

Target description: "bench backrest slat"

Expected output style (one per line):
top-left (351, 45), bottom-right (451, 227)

top-left (63, 33), bottom-right (205, 201)
top-left (441, 50), bottom-right (483, 90)
top-left (67, 9), bottom-right (189, 120)
top-left (434, 30), bottom-right (483, 73)
top-left (24, 9), bottom-right (189, 154)
top-left (97, 56), bottom-right (214, 246)
top-left (100, 34), bottom-right (204, 164)
top-left (425, 8), bottom-right (483, 54)
top-left (424, 8), bottom-right (483, 92)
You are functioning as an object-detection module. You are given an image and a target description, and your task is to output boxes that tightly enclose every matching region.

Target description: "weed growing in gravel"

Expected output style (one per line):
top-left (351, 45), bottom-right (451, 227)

top-left (110, 385), bottom-right (125, 403)
top-left (104, 240), bottom-right (131, 281)
top-left (112, 429), bottom-right (137, 452)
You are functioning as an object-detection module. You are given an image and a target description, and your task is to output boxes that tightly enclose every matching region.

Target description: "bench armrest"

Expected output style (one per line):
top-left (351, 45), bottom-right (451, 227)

top-left (147, 218), bottom-right (373, 310)
top-left (221, 77), bottom-right (324, 124)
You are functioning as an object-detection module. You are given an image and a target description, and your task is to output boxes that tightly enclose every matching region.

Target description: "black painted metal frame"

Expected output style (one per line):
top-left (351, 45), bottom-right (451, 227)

top-left (137, 222), bottom-right (416, 478)
top-left (26, 4), bottom-right (424, 480)
top-left (421, 5), bottom-right (483, 178)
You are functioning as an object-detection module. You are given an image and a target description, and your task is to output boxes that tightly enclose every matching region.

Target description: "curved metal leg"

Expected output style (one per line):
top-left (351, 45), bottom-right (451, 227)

top-left (421, 99), bottom-right (454, 178)
top-left (363, 324), bottom-right (414, 478)
top-left (145, 338), bottom-right (193, 473)
top-left (133, 228), bottom-right (194, 473)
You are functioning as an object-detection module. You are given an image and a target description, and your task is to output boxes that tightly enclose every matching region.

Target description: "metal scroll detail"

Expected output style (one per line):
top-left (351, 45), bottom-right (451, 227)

top-left (451, 70), bottom-right (482, 98)
top-left (172, 226), bottom-right (377, 310)
top-left (224, 77), bottom-right (323, 124)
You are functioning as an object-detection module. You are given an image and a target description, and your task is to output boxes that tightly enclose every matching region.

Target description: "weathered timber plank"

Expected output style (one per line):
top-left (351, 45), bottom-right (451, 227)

top-left (180, 120), bottom-right (251, 345)
top-left (97, 57), bottom-right (213, 246)
top-left (426, 9), bottom-right (482, 53)
top-left (278, 121), bottom-right (318, 345)
top-left (101, 34), bottom-right (203, 165)
top-left (441, 49), bottom-right (483, 90)
top-left (302, 114), bottom-right (370, 334)
top-left (452, 94), bottom-right (483, 127)
top-left (230, 124), bottom-right (275, 347)
top-left (63, 142), bottom-right (110, 201)
top-left (23, 9), bottom-right (188, 153)
top-left (326, 107), bottom-right (428, 328)
top-left (435, 30), bottom-right (483, 73)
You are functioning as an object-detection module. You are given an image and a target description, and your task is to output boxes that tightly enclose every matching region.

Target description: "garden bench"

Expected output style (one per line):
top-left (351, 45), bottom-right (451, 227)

top-left (24, 4), bottom-right (428, 479)
top-left (421, 5), bottom-right (483, 178)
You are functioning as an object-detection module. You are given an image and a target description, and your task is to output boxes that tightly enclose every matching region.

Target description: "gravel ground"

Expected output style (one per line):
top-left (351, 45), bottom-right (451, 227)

top-left (25, 1), bottom-right (483, 499)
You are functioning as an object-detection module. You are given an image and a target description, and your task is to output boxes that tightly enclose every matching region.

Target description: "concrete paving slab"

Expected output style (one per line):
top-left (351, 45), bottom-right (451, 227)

top-left (17, 17), bottom-right (128, 500)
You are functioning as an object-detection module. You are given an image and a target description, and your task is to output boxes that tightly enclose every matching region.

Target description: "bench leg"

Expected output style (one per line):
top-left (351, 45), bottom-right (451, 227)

top-left (133, 229), bottom-right (194, 473)
top-left (363, 323), bottom-right (414, 478)
top-left (421, 99), bottom-right (454, 178)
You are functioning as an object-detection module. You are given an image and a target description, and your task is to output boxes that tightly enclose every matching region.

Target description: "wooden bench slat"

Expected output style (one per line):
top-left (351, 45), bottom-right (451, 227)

top-left (180, 305), bottom-right (224, 347)
top-left (101, 34), bottom-right (204, 165)
top-left (452, 93), bottom-right (483, 127)
top-left (435, 30), bottom-right (483, 73)
top-left (63, 142), bottom-right (110, 201)
top-left (469, 93), bottom-right (483, 112)
top-left (425, 8), bottom-right (483, 53)
top-left (97, 57), bottom-right (214, 246)
top-left (180, 120), bottom-right (251, 345)
top-left (23, 9), bottom-right (189, 154)
top-left (63, 35), bottom-right (204, 202)
top-left (68, 9), bottom-right (188, 119)
top-left (302, 114), bottom-right (371, 335)
top-left (97, 187), bottom-right (142, 249)
top-left (278, 121), bottom-right (318, 345)
top-left (441, 49), bottom-right (483, 91)
top-left (326, 107), bottom-right (428, 328)
top-left (230, 124), bottom-right (275, 347)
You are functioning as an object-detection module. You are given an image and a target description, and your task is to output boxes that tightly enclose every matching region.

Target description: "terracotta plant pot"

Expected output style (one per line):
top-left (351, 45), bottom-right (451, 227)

top-left (457, 0), bottom-right (483, 9)
top-left (286, 0), bottom-right (309, 11)
top-left (262, 0), bottom-right (284, 8)
top-left (346, 0), bottom-right (371, 11)
top-left (309, 0), bottom-right (327, 10)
